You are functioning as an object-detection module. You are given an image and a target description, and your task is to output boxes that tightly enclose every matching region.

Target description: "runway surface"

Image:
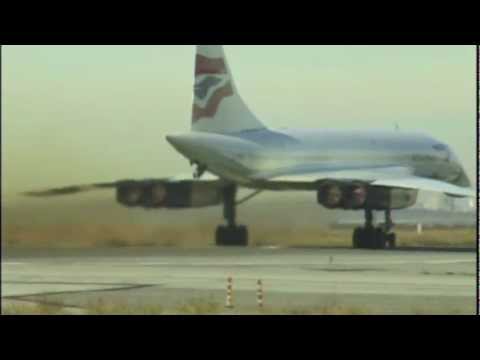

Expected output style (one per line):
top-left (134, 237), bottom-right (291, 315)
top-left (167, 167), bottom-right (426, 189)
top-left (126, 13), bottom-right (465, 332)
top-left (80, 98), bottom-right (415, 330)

top-left (1, 246), bottom-right (477, 314)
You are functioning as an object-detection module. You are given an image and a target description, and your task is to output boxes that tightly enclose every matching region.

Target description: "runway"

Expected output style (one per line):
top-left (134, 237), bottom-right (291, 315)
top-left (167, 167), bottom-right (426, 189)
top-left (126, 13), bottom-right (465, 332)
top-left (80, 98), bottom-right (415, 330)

top-left (1, 246), bottom-right (476, 314)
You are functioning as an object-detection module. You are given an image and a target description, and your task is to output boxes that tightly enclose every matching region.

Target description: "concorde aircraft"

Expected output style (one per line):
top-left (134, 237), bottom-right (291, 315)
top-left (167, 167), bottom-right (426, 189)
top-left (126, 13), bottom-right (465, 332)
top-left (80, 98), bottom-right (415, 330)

top-left (25, 45), bottom-right (476, 249)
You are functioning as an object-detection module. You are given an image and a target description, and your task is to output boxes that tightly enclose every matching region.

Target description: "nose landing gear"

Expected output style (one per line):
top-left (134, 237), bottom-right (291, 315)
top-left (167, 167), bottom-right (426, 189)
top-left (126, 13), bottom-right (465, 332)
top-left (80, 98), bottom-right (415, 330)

top-left (353, 208), bottom-right (396, 250)
top-left (215, 186), bottom-right (249, 247)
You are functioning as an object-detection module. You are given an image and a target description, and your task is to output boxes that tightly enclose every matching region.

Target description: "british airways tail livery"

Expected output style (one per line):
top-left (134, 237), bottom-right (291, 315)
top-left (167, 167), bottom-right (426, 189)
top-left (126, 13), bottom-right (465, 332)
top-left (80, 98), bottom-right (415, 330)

top-left (192, 45), bottom-right (264, 133)
top-left (25, 45), bottom-right (475, 249)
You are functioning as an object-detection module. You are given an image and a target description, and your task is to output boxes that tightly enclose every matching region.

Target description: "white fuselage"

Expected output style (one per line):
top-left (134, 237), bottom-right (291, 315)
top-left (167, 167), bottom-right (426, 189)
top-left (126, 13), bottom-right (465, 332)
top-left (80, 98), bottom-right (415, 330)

top-left (166, 128), bottom-right (469, 189)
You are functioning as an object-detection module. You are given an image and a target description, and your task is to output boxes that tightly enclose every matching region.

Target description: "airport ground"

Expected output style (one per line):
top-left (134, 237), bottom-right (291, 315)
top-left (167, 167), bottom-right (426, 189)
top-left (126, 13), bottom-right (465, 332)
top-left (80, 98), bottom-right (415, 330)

top-left (1, 199), bottom-right (477, 315)
top-left (2, 241), bottom-right (476, 315)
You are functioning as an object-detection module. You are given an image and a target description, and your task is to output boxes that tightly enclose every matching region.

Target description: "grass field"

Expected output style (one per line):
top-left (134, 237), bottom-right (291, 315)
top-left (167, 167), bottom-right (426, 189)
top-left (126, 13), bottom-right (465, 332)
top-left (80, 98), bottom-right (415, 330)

top-left (3, 222), bottom-right (476, 249)
top-left (3, 195), bottom-right (475, 249)
top-left (2, 297), bottom-right (467, 315)
top-left (0, 299), bottom-right (395, 315)
top-left (3, 199), bottom-right (475, 316)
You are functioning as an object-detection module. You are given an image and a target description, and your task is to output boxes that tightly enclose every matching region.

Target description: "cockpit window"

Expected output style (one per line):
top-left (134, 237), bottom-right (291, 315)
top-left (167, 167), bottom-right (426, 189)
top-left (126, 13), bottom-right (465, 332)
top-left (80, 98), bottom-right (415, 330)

top-left (432, 143), bottom-right (447, 151)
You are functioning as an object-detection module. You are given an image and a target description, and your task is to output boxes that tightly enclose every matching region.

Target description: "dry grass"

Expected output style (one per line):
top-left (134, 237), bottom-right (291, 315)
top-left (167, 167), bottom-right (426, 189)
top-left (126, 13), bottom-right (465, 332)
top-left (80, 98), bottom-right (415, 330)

top-left (395, 228), bottom-right (475, 248)
top-left (3, 223), bottom-right (204, 249)
top-left (85, 298), bottom-right (225, 315)
top-left (3, 294), bottom-right (364, 315)
top-left (2, 302), bottom-right (366, 315)
top-left (2, 301), bottom-right (67, 315)
top-left (410, 306), bottom-right (464, 315)
top-left (175, 298), bottom-right (223, 315)
top-left (2, 305), bottom-right (44, 315)
top-left (3, 198), bottom-right (475, 249)
top-left (132, 301), bottom-right (369, 315)
top-left (3, 297), bottom-right (468, 315)
top-left (86, 299), bottom-right (165, 315)
top-left (3, 223), bottom-right (476, 249)
top-left (256, 226), bottom-right (476, 249)
top-left (258, 305), bottom-right (368, 315)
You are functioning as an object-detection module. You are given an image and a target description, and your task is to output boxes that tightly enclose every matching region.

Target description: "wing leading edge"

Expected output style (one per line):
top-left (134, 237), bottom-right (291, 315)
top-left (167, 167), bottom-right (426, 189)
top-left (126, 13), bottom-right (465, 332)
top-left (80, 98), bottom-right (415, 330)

top-left (372, 176), bottom-right (476, 198)
top-left (23, 173), bottom-right (224, 198)
top-left (23, 182), bottom-right (117, 197)
top-left (255, 165), bottom-right (476, 198)
top-left (23, 167), bottom-right (475, 200)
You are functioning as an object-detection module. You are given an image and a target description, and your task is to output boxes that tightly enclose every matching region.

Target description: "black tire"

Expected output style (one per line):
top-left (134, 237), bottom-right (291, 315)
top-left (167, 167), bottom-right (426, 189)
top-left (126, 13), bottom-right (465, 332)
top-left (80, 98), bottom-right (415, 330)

top-left (236, 225), bottom-right (248, 247)
top-left (215, 225), bottom-right (249, 247)
top-left (373, 228), bottom-right (386, 250)
top-left (354, 227), bottom-right (389, 250)
top-left (363, 227), bottom-right (377, 249)
top-left (357, 227), bottom-right (374, 249)
top-left (353, 227), bottom-right (362, 248)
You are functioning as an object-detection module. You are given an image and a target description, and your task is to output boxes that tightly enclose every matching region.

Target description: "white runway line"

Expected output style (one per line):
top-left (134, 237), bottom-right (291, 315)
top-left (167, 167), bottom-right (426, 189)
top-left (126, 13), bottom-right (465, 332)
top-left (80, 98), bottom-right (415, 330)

top-left (424, 260), bottom-right (475, 265)
top-left (2, 262), bottom-right (26, 266)
top-left (105, 258), bottom-right (474, 267)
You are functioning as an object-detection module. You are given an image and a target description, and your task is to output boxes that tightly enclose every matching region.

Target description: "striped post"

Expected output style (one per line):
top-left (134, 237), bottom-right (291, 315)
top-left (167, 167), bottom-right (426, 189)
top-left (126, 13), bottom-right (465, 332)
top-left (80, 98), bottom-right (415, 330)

top-left (225, 276), bottom-right (234, 309)
top-left (257, 279), bottom-right (264, 309)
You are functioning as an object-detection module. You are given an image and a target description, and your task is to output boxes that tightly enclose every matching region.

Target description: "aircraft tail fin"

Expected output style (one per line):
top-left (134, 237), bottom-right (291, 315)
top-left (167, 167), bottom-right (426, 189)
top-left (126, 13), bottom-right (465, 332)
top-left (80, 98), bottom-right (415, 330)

top-left (192, 45), bottom-right (265, 133)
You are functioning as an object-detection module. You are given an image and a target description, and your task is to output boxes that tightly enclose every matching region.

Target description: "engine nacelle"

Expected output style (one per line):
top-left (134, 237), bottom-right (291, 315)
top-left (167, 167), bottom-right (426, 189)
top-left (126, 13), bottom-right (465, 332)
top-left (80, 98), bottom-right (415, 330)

top-left (317, 182), bottom-right (367, 210)
top-left (116, 181), bottom-right (223, 209)
top-left (366, 186), bottom-right (418, 210)
top-left (317, 182), bottom-right (417, 210)
top-left (317, 182), bottom-right (345, 209)
top-left (116, 181), bottom-right (145, 207)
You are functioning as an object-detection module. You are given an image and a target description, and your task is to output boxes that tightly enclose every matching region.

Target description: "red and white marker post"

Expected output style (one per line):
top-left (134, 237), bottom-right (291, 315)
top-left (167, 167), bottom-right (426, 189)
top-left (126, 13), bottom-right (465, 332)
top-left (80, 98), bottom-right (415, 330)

top-left (257, 279), bottom-right (264, 309)
top-left (225, 276), bottom-right (234, 309)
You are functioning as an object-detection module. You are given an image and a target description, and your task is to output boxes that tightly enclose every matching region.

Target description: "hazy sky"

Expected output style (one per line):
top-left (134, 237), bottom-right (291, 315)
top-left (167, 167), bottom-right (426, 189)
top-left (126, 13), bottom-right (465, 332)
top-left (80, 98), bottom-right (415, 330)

top-left (2, 45), bottom-right (477, 203)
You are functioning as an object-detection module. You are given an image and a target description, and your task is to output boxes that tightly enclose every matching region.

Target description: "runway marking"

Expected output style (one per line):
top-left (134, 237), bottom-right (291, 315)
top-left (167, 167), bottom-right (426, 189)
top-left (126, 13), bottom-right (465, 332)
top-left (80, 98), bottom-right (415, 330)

top-left (97, 258), bottom-right (475, 267)
top-left (2, 262), bottom-right (26, 266)
top-left (4, 257), bottom-right (473, 269)
top-left (424, 260), bottom-right (474, 265)
top-left (2, 283), bottom-right (156, 303)
top-left (2, 280), bottom-right (153, 287)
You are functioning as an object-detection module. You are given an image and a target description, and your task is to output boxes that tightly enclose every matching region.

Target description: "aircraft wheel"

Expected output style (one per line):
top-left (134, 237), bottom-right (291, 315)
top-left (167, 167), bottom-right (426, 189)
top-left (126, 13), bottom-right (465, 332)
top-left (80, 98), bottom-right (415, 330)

top-left (353, 227), bottom-right (363, 248)
top-left (362, 227), bottom-right (376, 249)
top-left (215, 225), bottom-right (249, 247)
top-left (354, 227), bottom-right (374, 249)
top-left (374, 228), bottom-right (387, 250)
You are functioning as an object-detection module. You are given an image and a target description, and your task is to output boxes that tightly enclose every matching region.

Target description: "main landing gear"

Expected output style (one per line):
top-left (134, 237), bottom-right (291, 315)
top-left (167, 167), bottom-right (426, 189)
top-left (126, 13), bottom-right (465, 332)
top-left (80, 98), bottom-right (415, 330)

top-left (216, 186), bottom-right (249, 247)
top-left (353, 208), bottom-right (396, 250)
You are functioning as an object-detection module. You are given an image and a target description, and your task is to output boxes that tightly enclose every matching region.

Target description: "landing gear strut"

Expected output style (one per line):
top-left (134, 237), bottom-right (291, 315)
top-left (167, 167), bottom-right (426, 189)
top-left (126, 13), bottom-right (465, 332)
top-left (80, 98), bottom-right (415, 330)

top-left (193, 162), bottom-right (207, 179)
top-left (352, 208), bottom-right (396, 250)
top-left (215, 186), bottom-right (249, 247)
